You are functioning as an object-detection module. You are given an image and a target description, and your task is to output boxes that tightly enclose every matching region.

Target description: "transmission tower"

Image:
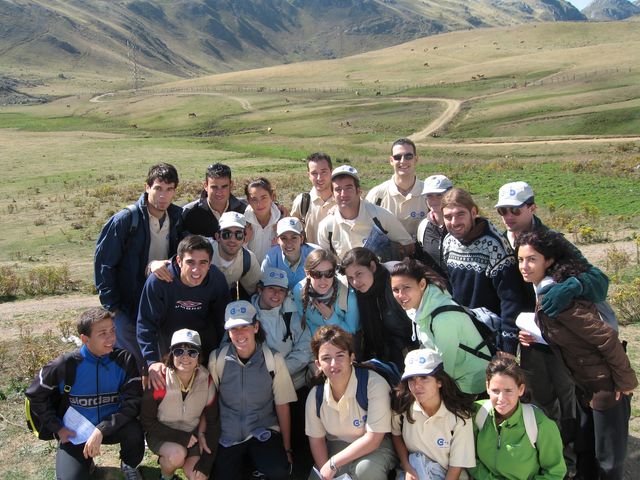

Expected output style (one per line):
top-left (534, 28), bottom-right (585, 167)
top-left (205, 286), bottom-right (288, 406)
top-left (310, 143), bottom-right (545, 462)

top-left (127, 35), bottom-right (140, 91)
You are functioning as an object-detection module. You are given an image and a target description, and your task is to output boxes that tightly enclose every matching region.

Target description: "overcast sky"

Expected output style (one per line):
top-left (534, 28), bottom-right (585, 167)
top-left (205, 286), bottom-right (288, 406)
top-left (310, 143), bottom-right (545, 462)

top-left (568, 0), bottom-right (590, 9)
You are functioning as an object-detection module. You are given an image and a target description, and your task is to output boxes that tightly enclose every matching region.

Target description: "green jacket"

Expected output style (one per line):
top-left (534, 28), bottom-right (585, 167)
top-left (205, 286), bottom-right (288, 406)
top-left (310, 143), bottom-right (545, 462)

top-left (469, 401), bottom-right (566, 480)
top-left (414, 284), bottom-right (489, 394)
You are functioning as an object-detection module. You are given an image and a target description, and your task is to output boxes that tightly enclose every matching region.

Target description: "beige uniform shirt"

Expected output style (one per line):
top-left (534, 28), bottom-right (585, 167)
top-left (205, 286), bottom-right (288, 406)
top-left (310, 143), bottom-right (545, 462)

top-left (147, 213), bottom-right (170, 263)
top-left (316, 200), bottom-right (413, 258)
top-left (391, 401), bottom-right (475, 474)
top-left (291, 188), bottom-right (336, 245)
top-left (212, 243), bottom-right (262, 296)
top-left (305, 367), bottom-right (392, 443)
top-left (366, 178), bottom-right (427, 240)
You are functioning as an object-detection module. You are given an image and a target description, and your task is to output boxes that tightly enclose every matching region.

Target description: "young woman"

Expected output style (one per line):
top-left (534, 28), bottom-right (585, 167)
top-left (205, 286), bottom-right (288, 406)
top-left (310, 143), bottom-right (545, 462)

top-left (471, 358), bottom-right (566, 480)
top-left (244, 177), bottom-right (282, 263)
top-left (262, 216), bottom-right (319, 289)
top-left (208, 301), bottom-right (297, 480)
top-left (391, 348), bottom-right (475, 480)
top-left (141, 329), bottom-right (219, 480)
top-left (292, 248), bottom-right (359, 336)
top-left (341, 247), bottom-right (416, 372)
top-left (305, 325), bottom-right (397, 480)
top-left (515, 229), bottom-right (637, 480)
top-left (389, 258), bottom-right (489, 396)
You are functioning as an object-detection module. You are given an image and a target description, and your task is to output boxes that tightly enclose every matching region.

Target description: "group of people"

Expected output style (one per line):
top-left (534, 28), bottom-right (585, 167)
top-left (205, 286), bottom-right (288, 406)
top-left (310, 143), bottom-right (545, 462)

top-left (26, 138), bottom-right (636, 480)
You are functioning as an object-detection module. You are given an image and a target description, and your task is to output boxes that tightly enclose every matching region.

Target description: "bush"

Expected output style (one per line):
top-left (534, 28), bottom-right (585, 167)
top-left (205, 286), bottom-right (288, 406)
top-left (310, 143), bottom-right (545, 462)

top-left (610, 278), bottom-right (640, 325)
top-left (22, 264), bottom-right (72, 296)
top-left (0, 265), bottom-right (21, 297)
top-left (605, 245), bottom-right (630, 278)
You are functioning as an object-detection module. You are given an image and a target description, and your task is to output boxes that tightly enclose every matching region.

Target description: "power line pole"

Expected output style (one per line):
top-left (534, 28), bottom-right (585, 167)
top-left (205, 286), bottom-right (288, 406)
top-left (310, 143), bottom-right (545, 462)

top-left (126, 35), bottom-right (140, 91)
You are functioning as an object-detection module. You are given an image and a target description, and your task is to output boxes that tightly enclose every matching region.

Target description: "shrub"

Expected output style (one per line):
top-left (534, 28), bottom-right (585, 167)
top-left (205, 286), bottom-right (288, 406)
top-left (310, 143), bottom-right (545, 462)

top-left (610, 278), bottom-right (640, 325)
top-left (0, 265), bottom-right (21, 297)
top-left (604, 245), bottom-right (630, 278)
top-left (22, 264), bottom-right (72, 296)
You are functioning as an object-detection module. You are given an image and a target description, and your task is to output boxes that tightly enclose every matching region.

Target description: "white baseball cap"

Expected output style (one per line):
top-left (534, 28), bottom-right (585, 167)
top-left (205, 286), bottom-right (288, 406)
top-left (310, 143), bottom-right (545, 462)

top-left (331, 165), bottom-right (359, 182)
top-left (422, 175), bottom-right (453, 194)
top-left (401, 348), bottom-right (444, 380)
top-left (218, 211), bottom-right (246, 230)
top-left (261, 267), bottom-right (289, 290)
top-left (277, 217), bottom-right (303, 236)
top-left (170, 328), bottom-right (202, 349)
top-left (224, 300), bottom-right (257, 330)
top-left (495, 181), bottom-right (534, 208)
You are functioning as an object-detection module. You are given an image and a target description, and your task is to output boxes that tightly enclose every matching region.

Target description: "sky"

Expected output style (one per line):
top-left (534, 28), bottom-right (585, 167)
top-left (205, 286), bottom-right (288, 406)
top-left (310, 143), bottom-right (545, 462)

top-left (568, 0), bottom-right (590, 9)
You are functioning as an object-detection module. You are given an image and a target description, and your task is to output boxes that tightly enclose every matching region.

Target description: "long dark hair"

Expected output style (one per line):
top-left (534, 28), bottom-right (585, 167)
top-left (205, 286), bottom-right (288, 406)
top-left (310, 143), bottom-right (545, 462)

top-left (339, 247), bottom-right (379, 277)
top-left (515, 230), bottom-right (588, 283)
top-left (389, 257), bottom-right (449, 292)
top-left (392, 369), bottom-right (474, 424)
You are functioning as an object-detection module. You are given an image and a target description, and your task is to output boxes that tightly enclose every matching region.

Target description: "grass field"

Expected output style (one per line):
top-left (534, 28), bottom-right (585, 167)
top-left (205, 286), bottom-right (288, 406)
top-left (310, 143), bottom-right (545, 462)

top-left (1, 20), bottom-right (639, 478)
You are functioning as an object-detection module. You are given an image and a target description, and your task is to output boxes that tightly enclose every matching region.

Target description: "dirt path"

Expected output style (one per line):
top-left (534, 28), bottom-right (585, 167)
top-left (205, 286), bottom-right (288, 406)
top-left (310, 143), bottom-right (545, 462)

top-left (409, 98), bottom-right (461, 141)
top-left (89, 91), bottom-right (253, 111)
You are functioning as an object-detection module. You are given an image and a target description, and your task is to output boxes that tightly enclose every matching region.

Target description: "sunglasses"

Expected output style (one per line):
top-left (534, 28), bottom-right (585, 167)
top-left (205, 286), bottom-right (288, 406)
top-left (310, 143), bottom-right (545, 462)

top-left (171, 347), bottom-right (199, 358)
top-left (220, 230), bottom-right (245, 240)
top-left (391, 153), bottom-right (415, 161)
top-left (496, 204), bottom-right (531, 217)
top-left (309, 269), bottom-right (335, 279)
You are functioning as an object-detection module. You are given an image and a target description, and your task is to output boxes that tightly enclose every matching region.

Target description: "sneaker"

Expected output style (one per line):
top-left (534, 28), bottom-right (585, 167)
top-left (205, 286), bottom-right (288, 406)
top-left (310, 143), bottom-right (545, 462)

top-left (120, 461), bottom-right (142, 480)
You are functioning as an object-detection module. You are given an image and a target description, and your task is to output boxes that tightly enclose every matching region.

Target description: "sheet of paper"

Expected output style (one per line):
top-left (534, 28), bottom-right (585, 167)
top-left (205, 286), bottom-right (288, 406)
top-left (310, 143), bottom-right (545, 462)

top-left (63, 406), bottom-right (97, 445)
top-left (312, 467), bottom-right (353, 479)
top-left (515, 312), bottom-right (547, 345)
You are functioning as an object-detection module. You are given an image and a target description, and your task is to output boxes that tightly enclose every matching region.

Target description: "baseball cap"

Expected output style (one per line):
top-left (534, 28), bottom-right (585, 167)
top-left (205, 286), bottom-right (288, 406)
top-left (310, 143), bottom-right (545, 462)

top-left (218, 211), bottom-right (246, 230)
top-left (277, 217), bottom-right (303, 237)
top-left (401, 348), bottom-right (444, 380)
top-left (422, 174), bottom-right (453, 194)
top-left (495, 182), bottom-right (534, 208)
top-left (224, 300), bottom-right (257, 330)
top-left (261, 267), bottom-right (289, 290)
top-left (170, 328), bottom-right (202, 349)
top-left (331, 165), bottom-right (359, 182)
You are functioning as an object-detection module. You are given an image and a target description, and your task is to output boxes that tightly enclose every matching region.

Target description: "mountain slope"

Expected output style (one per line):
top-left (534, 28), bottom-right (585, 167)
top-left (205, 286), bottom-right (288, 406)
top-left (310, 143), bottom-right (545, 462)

top-left (582, 0), bottom-right (640, 20)
top-left (0, 0), bottom-right (585, 86)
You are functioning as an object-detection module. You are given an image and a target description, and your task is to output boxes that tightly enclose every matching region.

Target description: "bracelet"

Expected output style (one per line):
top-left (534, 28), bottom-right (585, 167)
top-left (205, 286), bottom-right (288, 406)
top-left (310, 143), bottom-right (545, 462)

top-left (285, 448), bottom-right (293, 454)
top-left (329, 456), bottom-right (338, 472)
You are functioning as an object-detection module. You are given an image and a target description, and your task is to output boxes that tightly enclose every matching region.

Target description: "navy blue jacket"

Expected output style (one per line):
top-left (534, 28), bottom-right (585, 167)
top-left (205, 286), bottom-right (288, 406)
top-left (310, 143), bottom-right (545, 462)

top-left (182, 191), bottom-right (247, 238)
top-left (26, 345), bottom-right (142, 438)
top-left (137, 258), bottom-right (231, 366)
top-left (94, 193), bottom-right (184, 317)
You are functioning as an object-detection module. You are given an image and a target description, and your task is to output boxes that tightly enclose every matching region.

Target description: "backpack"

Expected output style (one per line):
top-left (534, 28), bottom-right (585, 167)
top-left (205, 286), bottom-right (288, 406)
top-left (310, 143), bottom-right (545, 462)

top-left (299, 192), bottom-right (311, 224)
top-left (281, 311), bottom-right (294, 342)
top-left (241, 247), bottom-right (251, 277)
top-left (25, 351), bottom-right (78, 440)
top-left (315, 359), bottom-right (401, 417)
top-left (430, 305), bottom-right (499, 362)
top-left (475, 399), bottom-right (538, 448)
top-left (212, 343), bottom-right (276, 388)
top-left (123, 204), bottom-right (139, 250)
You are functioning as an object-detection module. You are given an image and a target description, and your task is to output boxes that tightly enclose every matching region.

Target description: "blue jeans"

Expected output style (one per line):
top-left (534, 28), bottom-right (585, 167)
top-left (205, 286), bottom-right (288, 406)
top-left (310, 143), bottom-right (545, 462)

top-left (113, 309), bottom-right (143, 372)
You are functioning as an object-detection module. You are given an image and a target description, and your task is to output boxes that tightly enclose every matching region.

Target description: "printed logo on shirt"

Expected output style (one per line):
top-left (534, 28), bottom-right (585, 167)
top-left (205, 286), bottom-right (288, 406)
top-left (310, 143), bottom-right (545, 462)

top-left (176, 300), bottom-right (203, 311)
top-left (435, 437), bottom-right (450, 448)
top-left (410, 211), bottom-right (427, 219)
top-left (352, 414), bottom-right (367, 427)
top-left (69, 393), bottom-right (120, 408)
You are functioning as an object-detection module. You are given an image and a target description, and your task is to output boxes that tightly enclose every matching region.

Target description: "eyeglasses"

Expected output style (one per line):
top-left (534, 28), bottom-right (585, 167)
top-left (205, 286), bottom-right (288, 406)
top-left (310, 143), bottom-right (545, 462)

top-left (171, 347), bottom-right (199, 358)
top-left (496, 205), bottom-right (531, 217)
top-left (220, 230), bottom-right (245, 240)
top-left (391, 153), bottom-right (415, 161)
top-left (309, 269), bottom-right (335, 279)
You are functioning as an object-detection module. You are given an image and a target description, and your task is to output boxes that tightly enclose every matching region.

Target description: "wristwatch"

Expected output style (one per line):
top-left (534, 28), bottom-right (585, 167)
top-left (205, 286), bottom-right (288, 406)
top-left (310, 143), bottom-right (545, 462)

top-left (329, 457), bottom-right (338, 472)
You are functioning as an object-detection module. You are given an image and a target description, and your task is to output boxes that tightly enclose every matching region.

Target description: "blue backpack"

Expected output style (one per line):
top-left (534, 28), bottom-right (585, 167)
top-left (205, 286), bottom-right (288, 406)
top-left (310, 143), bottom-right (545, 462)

top-left (315, 359), bottom-right (401, 417)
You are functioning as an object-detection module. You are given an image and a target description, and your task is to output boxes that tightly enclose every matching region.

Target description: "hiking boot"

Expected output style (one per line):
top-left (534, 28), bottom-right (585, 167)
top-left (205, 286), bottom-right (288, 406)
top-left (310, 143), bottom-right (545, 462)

top-left (120, 461), bottom-right (142, 480)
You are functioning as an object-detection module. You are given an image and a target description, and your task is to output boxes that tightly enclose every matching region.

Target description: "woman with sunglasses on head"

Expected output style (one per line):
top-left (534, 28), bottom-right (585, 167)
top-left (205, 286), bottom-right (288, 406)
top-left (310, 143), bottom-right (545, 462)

top-left (293, 248), bottom-right (360, 336)
top-left (306, 325), bottom-right (398, 480)
top-left (141, 329), bottom-right (220, 480)
top-left (515, 229), bottom-right (637, 480)
top-left (391, 348), bottom-right (475, 480)
top-left (244, 177), bottom-right (282, 263)
top-left (470, 358), bottom-right (566, 480)
top-left (389, 258), bottom-right (489, 397)
top-left (340, 247), bottom-right (416, 372)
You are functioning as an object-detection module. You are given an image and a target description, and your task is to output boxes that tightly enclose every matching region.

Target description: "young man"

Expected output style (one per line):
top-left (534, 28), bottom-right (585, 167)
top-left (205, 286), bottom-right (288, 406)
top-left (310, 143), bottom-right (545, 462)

top-left (262, 216), bottom-right (318, 289)
top-left (26, 307), bottom-right (144, 480)
top-left (317, 165), bottom-right (414, 259)
top-left (182, 163), bottom-right (248, 238)
top-left (496, 181), bottom-right (610, 478)
top-left (366, 138), bottom-right (428, 239)
top-left (440, 187), bottom-right (526, 356)
top-left (137, 235), bottom-right (231, 390)
top-left (94, 163), bottom-right (184, 368)
top-left (290, 152), bottom-right (336, 245)
top-left (212, 211), bottom-right (262, 300)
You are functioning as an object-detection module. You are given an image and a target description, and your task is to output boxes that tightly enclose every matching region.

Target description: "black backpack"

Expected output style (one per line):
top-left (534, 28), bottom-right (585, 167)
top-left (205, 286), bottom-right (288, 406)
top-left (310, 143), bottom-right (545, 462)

top-left (430, 305), bottom-right (499, 362)
top-left (25, 351), bottom-right (78, 440)
top-left (315, 359), bottom-right (401, 417)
